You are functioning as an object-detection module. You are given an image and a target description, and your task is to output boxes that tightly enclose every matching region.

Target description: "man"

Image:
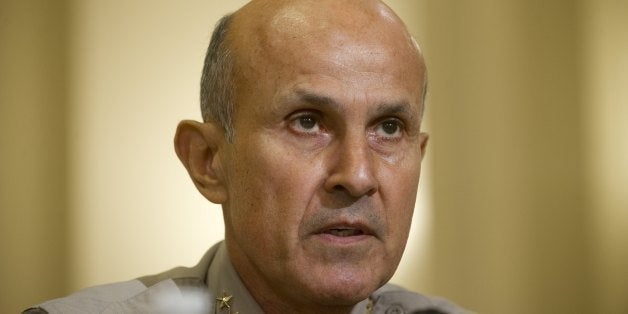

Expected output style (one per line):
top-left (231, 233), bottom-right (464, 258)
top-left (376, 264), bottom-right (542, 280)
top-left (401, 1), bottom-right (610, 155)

top-left (26, 0), bottom-right (469, 313)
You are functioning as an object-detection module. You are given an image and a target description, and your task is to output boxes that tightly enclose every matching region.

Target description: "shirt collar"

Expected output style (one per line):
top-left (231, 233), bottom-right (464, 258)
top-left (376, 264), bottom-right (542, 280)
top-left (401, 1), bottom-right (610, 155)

top-left (206, 242), bottom-right (265, 314)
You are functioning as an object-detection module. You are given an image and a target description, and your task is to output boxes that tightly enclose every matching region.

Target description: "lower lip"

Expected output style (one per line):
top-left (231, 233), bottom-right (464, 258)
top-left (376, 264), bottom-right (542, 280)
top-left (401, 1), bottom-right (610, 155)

top-left (313, 233), bottom-right (374, 245)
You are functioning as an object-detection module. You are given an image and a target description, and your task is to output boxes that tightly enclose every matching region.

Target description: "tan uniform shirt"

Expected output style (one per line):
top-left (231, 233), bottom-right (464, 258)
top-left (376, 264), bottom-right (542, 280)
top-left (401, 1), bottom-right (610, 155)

top-left (25, 242), bottom-right (471, 314)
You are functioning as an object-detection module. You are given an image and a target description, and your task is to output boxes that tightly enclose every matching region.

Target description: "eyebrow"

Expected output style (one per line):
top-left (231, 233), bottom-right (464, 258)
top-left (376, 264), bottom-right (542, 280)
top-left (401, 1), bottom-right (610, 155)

top-left (295, 90), bottom-right (341, 111)
top-left (375, 101), bottom-right (413, 117)
top-left (293, 89), bottom-right (417, 120)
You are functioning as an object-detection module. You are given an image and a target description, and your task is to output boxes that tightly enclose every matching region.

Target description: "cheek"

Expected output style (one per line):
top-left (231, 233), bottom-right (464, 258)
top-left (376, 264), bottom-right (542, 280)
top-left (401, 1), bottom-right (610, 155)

top-left (380, 156), bottom-right (422, 237)
top-left (228, 141), bottom-right (325, 243)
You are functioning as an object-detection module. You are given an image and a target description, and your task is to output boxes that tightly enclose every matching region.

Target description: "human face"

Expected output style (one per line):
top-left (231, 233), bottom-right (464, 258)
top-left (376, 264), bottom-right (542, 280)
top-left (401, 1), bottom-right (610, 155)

top-left (219, 10), bottom-right (427, 311)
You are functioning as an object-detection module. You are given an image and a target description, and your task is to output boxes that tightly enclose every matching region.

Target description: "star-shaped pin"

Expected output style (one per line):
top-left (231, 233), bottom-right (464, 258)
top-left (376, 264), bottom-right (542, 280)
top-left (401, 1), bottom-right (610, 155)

top-left (216, 291), bottom-right (234, 313)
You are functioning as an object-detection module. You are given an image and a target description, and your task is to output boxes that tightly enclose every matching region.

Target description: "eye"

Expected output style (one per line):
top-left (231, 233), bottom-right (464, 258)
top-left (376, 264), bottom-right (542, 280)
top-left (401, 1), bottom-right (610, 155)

top-left (288, 112), bottom-right (322, 135)
top-left (298, 116), bottom-right (317, 130)
top-left (375, 119), bottom-right (403, 139)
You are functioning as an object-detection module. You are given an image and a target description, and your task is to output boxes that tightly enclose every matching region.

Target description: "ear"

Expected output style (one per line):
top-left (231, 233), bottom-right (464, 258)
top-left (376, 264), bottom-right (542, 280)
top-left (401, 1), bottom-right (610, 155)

top-left (174, 120), bottom-right (228, 204)
top-left (419, 132), bottom-right (429, 162)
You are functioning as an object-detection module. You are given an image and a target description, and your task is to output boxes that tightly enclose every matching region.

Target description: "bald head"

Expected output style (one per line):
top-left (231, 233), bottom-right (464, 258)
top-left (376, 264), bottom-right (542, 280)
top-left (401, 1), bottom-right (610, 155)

top-left (200, 0), bottom-right (426, 142)
top-left (233, 0), bottom-right (416, 42)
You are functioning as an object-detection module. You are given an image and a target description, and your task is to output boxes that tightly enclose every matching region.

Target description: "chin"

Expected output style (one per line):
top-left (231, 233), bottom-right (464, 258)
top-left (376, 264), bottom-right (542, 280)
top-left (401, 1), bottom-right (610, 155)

top-left (306, 271), bottom-right (385, 306)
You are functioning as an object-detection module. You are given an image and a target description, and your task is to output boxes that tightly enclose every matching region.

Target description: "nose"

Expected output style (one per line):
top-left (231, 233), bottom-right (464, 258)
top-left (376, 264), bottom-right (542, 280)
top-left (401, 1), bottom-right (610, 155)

top-left (323, 133), bottom-right (378, 197)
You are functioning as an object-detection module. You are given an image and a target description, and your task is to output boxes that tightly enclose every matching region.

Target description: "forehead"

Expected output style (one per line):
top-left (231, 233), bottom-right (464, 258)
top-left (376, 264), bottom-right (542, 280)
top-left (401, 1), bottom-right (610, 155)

top-left (230, 0), bottom-right (426, 112)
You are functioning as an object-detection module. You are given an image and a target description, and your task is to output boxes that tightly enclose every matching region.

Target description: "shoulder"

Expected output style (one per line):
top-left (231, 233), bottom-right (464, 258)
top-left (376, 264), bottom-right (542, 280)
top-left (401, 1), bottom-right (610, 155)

top-left (352, 283), bottom-right (474, 314)
top-left (24, 278), bottom-right (213, 314)
top-left (24, 243), bottom-right (222, 314)
top-left (23, 280), bottom-right (146, 314)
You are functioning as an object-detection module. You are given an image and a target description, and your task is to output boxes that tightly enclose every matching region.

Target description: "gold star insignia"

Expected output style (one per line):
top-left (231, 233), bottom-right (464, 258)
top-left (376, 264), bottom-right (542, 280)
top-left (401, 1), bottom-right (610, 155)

top-left (216, 291), bottom-right (235, 314)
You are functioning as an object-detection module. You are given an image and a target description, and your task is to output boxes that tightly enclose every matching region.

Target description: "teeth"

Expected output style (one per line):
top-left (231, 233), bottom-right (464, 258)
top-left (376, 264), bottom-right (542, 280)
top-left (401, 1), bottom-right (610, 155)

top-left (328, 229), bottom-right (361, 237)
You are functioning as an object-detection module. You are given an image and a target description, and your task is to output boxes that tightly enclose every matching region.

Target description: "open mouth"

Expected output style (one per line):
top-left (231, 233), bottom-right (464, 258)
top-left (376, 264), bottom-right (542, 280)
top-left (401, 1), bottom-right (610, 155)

top-left (324, 228), bottom-right (365, 237)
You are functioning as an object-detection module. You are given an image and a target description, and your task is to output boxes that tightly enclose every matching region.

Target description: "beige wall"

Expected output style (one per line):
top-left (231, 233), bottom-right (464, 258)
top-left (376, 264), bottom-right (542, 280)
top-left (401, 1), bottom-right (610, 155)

top-left (0, 1), bottom-right (69, 312)
top-left (583, 0), bottom-right (628, 313)
top-left (2, 0), bottom-right (627, 313)
top-left (418, 0), bottom-right (591, 312)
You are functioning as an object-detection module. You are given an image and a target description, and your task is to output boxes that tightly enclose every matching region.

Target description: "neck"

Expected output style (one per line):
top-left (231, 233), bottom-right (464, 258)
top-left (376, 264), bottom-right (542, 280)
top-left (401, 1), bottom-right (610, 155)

top-left (253, 292), bottom-right (357, 314)
top-left (224, 239), bottom-right (362, 314)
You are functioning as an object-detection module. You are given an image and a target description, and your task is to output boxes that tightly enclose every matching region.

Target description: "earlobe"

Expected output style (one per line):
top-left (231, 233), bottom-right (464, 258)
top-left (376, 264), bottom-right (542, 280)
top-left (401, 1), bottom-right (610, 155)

top-left (174, 120), bottom-right (228, 204)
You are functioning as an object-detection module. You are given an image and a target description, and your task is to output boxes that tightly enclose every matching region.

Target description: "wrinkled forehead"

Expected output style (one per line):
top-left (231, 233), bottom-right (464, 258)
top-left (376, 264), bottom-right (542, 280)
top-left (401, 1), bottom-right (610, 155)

top-left (227, 0), bottom-right (426, 107)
